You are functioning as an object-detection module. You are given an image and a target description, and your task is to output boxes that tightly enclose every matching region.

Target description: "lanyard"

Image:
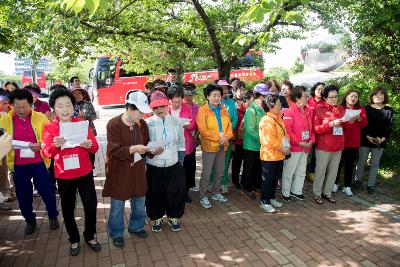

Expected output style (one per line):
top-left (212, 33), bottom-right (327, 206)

top-left (271, 117), bottom-right (286, 136)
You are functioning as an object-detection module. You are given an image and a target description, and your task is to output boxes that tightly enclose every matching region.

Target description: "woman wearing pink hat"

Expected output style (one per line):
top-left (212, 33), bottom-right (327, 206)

top-left (145, 91), bottom-right (186, 233)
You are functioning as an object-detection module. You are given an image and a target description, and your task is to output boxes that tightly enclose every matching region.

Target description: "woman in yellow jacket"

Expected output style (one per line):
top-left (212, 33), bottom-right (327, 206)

top-left (259, 94), bottom-right (290, 213)
top-left (197, 84), bottom-right (233, 209)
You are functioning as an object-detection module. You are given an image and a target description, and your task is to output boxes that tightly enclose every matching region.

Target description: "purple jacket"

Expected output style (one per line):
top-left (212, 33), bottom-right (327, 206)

top-left (33, 99), bottom-right (51, 114)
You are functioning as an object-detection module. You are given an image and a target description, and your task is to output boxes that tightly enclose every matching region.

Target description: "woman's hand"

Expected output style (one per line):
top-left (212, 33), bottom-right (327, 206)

top-left (219, 135), bottom-right (229, 145)
top-left (377, 137), bottom-right (386, 144)
top-left (280, 146), bottom-right (290, 155)
top-left (29, 142), bottom-right (41, 152)
top-left (129, 145), bottom-right (148, 155)
top-left (329, 119), bottom-right (342, 127)
top-left (53, 136), bottom-right (66, 148)
top-left (152, 147), bottom-right (164, 155)
top-left (299, 142), bottom-right (308, 148)
top-left (80, 139), bottom-right (93, 149)
top-left (366, 135), bottom-right (378, 145)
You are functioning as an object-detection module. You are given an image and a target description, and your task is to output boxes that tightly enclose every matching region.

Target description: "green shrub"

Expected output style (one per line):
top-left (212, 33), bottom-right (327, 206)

top-left (290, 57), bottom-right (304, 74)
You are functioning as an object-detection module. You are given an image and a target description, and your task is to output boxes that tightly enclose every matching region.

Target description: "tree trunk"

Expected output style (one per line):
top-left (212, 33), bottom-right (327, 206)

top-left (218, 61), bottom-right (231, 80)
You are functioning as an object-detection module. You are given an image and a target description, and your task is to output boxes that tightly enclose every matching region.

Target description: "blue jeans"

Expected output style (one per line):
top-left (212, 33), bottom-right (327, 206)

top-left (108, 197), bottom-right (146, 239)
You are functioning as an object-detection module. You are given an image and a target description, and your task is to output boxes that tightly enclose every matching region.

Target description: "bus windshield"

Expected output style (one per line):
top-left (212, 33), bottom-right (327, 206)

top-left (94, 57), bottom-right (117, 89)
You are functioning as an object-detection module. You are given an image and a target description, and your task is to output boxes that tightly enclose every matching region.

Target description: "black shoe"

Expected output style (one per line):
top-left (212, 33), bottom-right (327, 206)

top-left (290, 192), bottom-right (305, 200)
top-left (85, 239), bottom-right (101, 252)
top-left (69, 243), bottom-right (80, 256)
top-left (49, 218), bottom-right (60, 230)
top-left (113, 237), bottom-right (124, 247)
top-left (281, 195), bottom-right (291, 202)
top-left (185, 196), bottom-right (192, 203)
top-left (367, 186), bottom-right (374, 195)
top-left (25, 221), bottom-right (36, 234)
top-left (128, 229), bottom-right (148, 239)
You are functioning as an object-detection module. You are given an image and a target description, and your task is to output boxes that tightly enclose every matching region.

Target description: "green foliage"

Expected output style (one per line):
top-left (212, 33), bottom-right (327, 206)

top-left (265, 67), bottom-right (289, 82)
top-left (2, 0), bottom-right (319, 79)
top-left (46, 57), bottom-right (94, 84)
top-left (0, 71), bottom-right (21, 87)
top-left (289, 57), bottom-right (304, 74)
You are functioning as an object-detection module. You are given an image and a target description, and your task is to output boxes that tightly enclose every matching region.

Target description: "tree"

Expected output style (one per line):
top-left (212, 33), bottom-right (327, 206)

top-left (3, 0), bottom-right (317, 79)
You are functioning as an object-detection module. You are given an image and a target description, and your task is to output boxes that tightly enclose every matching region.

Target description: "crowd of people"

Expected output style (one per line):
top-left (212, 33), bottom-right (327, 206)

top-left (0, 72), bottom-right (394, 256)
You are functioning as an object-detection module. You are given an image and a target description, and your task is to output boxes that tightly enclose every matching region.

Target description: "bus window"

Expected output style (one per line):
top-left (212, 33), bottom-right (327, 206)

top-left (97, 62), bottom-right (116, 88)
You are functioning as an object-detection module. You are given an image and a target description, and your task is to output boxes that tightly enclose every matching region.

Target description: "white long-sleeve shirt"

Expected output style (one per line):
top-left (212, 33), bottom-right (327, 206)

top-left (145, 115), bottom-right (185, 167)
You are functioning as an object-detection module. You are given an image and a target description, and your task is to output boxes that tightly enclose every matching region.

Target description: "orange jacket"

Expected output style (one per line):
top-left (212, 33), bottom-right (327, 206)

top-left (197, 103), bottom-right (233, 152)
top-left (259, 112), bottom-right (290, 161)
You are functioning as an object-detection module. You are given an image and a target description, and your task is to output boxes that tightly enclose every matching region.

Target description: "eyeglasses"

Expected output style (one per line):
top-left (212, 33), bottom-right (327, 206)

top-left (73, 79), bottom-right (80, 83)
top-left (327, 96), bottom-right (338, 99)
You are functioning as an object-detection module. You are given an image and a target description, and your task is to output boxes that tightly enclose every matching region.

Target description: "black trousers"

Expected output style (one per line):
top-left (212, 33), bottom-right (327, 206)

top-left (183, 151), bottom-right (196, 193)
top-left (336, 147), bottom-right (359, 187)
top-left (261, 160), bottom-right (283, 203)
top-left (231, 144), bottom-right (244, 186)
top-left (309, 145), bottom-right (316, 173)
top-left (146, 163), bottom-right (186, 220)
top-left (48, 158), bottom-right (57, 191)
top-left (241, 149), bottom-right (262, 191)
top-left (89, 153), bottom-right (96, 170)
top-left (57, 171), bottom-right (97, 244)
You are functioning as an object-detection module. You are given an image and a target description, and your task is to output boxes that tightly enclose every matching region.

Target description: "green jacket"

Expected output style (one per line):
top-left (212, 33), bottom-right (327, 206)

top-left (222, 98), bottom-right (238, 130)
top-left (243, 102), bottom-right (265, 151)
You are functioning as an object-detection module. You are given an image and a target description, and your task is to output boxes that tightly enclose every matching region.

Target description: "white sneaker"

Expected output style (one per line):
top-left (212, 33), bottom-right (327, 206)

top-left (260, 202), bottom-right (275, 213)
top-left (189, 187), bottom-right (199, 192)
top-left (221, 185), bottom-right (229, 194)
top-left (211, 193), bottom-right (228, 203)
top-left (342, 187), bottom-right (353, 196)
top-left (270, 199), bottom-right (283, 208)
top-left (332, 184), bottom-right (339, 193)
top-left (200, 197), bottom-right (212, 209)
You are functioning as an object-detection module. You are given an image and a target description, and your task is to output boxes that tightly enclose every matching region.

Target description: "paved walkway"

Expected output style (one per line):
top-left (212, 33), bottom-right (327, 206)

top-left (1, 130), bottom-right (400, 266)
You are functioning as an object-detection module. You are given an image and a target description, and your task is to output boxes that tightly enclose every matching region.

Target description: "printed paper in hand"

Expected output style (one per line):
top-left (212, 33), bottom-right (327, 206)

top-left (133, 152), bottom-right (142, 163)
top-left (341, 109), bottom-right (361, 122)
top-left (12, 140), bottom-right (33, 149)
top-left (179, 118), bottom-right (191, 126)
top-left (60, 120), bottom-right (89, 150)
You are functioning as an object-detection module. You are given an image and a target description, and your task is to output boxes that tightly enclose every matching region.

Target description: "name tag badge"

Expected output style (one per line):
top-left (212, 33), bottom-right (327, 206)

top-left (63, 155), bottom-right (80, 170)
top-left (282, 138), bottom-right (290, 148)
top-left (333, 126), bottom-right (343, 136)
top-left (301, 131), bottom-right (310, 141)
top-left (20, 149), bottom-right (35, 158)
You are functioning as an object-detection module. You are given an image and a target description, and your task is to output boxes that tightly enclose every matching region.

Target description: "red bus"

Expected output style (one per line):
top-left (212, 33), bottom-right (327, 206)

top-left (21, 70), bottom-right (47, 90)
top-left (92, 56), bottom-right (264, 106)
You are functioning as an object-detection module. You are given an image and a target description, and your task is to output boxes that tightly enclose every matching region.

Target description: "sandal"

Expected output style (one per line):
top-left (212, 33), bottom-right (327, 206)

top-left (323, 195), bottom-right (336, 203)
top-left (69, 243), bottom-right (80, 256)
top-left (85, 239), bottom-right (102, 252)
top-left (314, 195), bottom-right (323, 204)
